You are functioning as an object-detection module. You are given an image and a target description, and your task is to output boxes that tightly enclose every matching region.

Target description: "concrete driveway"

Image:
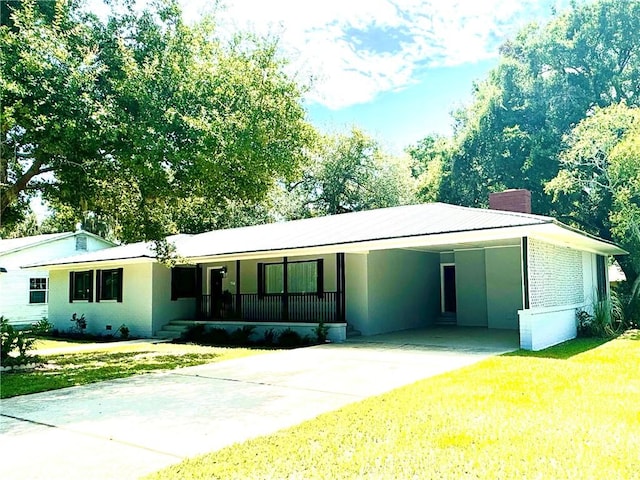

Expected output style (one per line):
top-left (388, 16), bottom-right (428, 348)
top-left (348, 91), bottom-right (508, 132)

top-left (0, 327), bottom-right (517, 480)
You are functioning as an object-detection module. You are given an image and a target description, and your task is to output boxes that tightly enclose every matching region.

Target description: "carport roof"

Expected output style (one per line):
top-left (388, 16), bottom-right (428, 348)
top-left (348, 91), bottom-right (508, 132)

top-left (26, 203), bottom-right (626, 268)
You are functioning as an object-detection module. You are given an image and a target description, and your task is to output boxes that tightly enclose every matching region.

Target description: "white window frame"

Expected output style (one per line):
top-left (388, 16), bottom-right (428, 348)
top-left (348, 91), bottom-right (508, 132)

top-left (29, 277), bottom-right (48, 304)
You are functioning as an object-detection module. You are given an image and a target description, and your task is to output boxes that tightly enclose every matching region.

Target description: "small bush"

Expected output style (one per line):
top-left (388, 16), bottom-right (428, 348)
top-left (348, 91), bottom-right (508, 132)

top-left (1, 317), bottom-right (40, 367)
top-left (118, 324), bottom-right (130, 339)
top-left (262, 328), bottom-right (276, 346)
top-left (230, 325), bottom-right (256, 344)
top-left (277, 328), bottom-right (303, 348)
top-left (313, 321), bottom-right (330, 343)
top-left (577, 292), bottom-right (625, 338)
top-left (183, 324), bottom-right (207, 342)
top-left (70, 313), bottom-right (86, 334)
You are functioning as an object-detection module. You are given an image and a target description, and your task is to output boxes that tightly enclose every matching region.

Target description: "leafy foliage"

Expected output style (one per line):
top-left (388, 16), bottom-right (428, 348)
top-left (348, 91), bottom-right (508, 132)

top-left (1, 0), bottom-right (313, 241)
top-left (1, 316), bottom-right (49, 367)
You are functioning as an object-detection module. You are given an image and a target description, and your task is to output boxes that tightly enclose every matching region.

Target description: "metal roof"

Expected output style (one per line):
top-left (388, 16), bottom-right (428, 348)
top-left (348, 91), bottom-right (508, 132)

top-left (25, 203), bottom-right (626, 268)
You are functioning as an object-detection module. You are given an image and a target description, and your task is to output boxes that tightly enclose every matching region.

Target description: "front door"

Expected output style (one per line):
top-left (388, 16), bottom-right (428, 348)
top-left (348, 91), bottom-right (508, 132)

top-left (441, 264), bottom-right (457, 315)
top-left (210, 269), bottom-right (224, 318)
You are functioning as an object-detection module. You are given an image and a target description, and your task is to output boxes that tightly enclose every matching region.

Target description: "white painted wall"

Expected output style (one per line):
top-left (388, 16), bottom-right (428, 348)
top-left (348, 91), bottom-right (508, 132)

top-left (345, 253), bottom-right (369, 333)
top-left (48, 262), bottom-right (155, 338)
top-left (0, 233), bottom-right (112, 326)
top-left (519, 238), bottom-right (600, 350)
top-left (151, 263), bottom-right (196, 335)
top-left (485, 246), bottom-right (522, 329)
top-left (454, 249), bottom-right (488, 327)
top-left (518, 305), bottom-right (577, 351)
top-left (364, 249), bottom-right (440, 336)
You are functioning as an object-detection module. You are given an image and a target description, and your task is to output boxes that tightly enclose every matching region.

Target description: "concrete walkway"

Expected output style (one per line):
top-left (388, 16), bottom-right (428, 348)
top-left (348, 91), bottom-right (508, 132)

top-left (1, 328), bottom-right (517, 480)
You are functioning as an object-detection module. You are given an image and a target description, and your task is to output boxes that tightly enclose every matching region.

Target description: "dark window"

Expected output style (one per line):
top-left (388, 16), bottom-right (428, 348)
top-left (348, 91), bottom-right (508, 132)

top-left (258, 259), bottom-right (324, 297)
top-left (97, 268), bottom-right (123, 302)
top-left (69, 270), bottom-right (93, 302)
top-left (171, 267), bottom-right (197, 300)
top-left (29, 277), bottom-right (48, 304)
top-left (596, 255), bottom-right (607, 301)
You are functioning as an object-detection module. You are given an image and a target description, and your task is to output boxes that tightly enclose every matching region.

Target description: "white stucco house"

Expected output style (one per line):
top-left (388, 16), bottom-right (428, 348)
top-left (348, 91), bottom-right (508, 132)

top-left (0, 231), bottom-right (115, 327)
top-left (26, 191), bottom-right (625, 351)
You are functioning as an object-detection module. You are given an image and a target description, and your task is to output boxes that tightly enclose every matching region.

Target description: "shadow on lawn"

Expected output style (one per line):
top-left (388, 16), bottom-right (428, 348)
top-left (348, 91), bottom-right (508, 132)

top-left (504, 337), bottom-right (612, 360)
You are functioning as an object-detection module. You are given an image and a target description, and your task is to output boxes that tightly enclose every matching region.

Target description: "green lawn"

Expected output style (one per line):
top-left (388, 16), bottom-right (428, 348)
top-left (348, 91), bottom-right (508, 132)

top-left (1, 342), bottom-right (269, 398)
top-left (147, 331), bottom-right (640, 480)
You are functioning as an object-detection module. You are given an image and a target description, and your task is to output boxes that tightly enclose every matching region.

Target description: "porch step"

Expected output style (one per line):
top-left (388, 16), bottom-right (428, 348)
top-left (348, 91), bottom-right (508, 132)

top-left (156, 320), bottom-right (194, 340)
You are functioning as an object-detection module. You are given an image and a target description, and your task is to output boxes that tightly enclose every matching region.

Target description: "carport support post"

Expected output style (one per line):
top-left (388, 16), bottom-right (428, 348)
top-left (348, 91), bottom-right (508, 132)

top-left (336, 253), bottom-right (346, 322)
top-left (282, 256), bottom-right (289, 321)
top-left (235, 260), bottom-right (241, 317)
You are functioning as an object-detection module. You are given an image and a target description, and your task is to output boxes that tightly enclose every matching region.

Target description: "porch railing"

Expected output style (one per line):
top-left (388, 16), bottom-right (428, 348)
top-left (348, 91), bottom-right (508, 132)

top-left (199, 292), bottom-right (339, 323)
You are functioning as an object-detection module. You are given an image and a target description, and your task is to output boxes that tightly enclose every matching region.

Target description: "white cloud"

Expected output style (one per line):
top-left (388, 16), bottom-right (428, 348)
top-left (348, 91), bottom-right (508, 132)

top-left (185, 0), bottom-right (573, 109)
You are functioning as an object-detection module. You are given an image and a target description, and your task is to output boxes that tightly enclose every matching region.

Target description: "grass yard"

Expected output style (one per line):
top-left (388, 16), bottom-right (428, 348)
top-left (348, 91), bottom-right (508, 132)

top-left (1, 342), bottom-right (269, 399)
top-left (147, 331), bottom-right (640, 480)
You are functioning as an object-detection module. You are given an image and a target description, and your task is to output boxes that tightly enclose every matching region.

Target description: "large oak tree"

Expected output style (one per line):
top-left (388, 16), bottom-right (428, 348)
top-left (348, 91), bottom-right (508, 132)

top-left (0, 0), bottom-right (314, 241)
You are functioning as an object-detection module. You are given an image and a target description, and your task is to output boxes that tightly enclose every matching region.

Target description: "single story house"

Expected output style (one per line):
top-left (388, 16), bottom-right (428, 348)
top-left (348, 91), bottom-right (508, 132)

top-left (0, 231), bottom-right (115, 327)
top-left (26, 191), bottom-right (626, 350)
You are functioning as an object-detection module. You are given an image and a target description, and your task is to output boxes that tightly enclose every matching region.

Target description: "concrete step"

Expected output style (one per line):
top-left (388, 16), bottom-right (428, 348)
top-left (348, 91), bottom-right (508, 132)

top-left (163, 324), bottom-right (190, 332)
top-left (155, 329), bottom-right (182, 340)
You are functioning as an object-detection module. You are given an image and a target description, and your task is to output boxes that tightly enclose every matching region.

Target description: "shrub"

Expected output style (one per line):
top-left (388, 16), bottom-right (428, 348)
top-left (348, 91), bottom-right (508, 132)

top-left (183, 324), bottom-right (207, 342)
top-left (277, 328), bottom-right (303, 348)
top-left (32, 317), bottom-right (53, 335)
top-left (70, 313), bottom-right (86, 334)
top-left (577, 291), bottom-right (625, 338)
top-left (263, 328), bottom-right (276, 346)
top-left (1, 316), bottom-right (40, 367)
top-left (118, 324), bottom-right (130, 339)
top-left (230, 325), bottom-right (256, 344)
top-left (313, 321), bottom-right (330, 343)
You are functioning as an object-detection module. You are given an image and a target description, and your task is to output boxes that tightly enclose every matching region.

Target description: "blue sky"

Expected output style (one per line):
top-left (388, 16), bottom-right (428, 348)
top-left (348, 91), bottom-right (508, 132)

top-left (201, 0), bottom-right (584, 153)
top-left (89, 0), bottom-right (584, 153)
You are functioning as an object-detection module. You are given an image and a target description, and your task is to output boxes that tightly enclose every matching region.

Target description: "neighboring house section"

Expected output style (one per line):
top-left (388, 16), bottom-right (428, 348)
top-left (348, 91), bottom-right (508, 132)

top-left (0, 231), bottom-right (114, 327)
top-left (28, 201), bottom-right (626, 350)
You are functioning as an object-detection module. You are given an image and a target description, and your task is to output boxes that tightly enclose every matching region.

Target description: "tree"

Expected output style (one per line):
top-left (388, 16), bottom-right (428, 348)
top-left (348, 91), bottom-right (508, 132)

top-left (0, 0), bottom-right (314, 241)
top-left (406, 134), bottom-right (452, 203)
top-left (546, 103), bottom-right (640, 308)
top-left (441, 0), bottom-right (640, 212)
top-left (278, 128), bottom-right (416, 219)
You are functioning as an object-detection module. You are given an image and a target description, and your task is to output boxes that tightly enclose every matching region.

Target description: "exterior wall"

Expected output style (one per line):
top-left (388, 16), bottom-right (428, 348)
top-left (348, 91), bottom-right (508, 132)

top-left (485, 246), bottom-right (522, 329)
top-left (345, 253), bottom-right (369, 332)
top-left (519, 238), bottom-right (594, 350)
top-left (151, 263), bottom-right (196, 335)
top-left (364, 249), bottom-right (440, 336)
top-left (0, 268), bottom-right (49, 326)
top-left (48, 263), bottom-right (154, 337)
top-left (0, 234), bottom-right (112, 326)
top-left (454, 249), bottom-right (488, 327)
top-left (519, 306), bottom-right (577, 351)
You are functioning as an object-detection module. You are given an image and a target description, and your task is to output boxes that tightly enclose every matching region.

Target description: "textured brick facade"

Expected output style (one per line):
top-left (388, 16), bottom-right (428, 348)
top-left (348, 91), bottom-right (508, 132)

top-left (528, 238), bottom-right (584, 308)
top-left (489, 189), bottom-right (532, 214)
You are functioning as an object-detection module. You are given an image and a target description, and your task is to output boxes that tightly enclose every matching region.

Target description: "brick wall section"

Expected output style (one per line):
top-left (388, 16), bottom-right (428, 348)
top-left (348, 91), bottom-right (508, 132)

top-left (489, 189), bottom-right (531, 214)
top-left (528, 238), bottom-right (584, 308)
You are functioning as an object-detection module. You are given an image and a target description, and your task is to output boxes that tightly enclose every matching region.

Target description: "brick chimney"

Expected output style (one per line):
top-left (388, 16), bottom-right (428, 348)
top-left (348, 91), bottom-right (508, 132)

top-left (489, 189), bottom-right (531, 214)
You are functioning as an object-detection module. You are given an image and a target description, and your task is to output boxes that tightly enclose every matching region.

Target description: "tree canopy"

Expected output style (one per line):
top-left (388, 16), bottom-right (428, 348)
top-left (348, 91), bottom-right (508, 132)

top-left (0, 0), bottom-right (314, 241)
top-left (408, 0), bottom-right (640, 297)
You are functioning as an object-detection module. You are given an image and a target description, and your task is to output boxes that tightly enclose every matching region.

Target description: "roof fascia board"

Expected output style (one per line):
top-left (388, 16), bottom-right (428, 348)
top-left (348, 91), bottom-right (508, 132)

top-left (24, 256), bottom-right (155, 270)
